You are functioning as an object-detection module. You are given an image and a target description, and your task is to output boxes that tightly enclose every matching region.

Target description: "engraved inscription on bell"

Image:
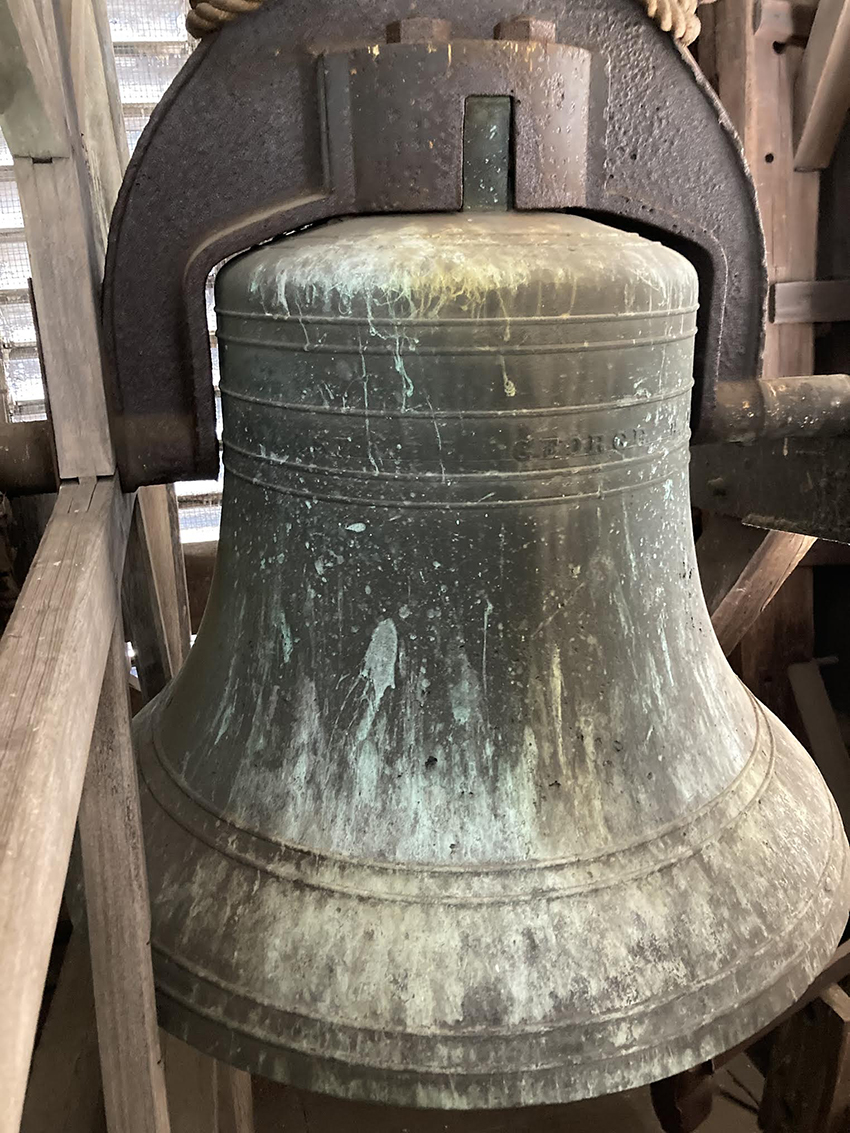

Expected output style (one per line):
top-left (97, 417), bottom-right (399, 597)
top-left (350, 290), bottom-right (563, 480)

top-left (134, 213), bottom-right (850, 1110)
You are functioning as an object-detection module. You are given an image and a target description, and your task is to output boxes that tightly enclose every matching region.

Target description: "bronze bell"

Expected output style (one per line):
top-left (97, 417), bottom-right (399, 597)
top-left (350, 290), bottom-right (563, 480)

top-left (135, 212), bottom-right (850, 1109)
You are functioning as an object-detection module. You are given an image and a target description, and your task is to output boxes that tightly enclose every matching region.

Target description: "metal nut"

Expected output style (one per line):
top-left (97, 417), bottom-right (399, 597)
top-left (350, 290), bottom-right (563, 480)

top-left (386, 17), bottom-right (452, 43)
top-left (494, 15), bottom-right (557, 42)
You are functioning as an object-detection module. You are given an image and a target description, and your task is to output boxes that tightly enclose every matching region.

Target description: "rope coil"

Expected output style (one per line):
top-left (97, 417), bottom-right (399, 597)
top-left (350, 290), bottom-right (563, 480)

top-left (188, 0), bottom-right (709, 42)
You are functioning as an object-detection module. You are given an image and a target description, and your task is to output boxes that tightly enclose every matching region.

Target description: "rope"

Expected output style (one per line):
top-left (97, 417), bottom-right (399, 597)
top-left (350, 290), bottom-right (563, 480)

top-left (188, 0), bottom-right (708, 51)
top-left (645, 0), bottom-right (703, 47)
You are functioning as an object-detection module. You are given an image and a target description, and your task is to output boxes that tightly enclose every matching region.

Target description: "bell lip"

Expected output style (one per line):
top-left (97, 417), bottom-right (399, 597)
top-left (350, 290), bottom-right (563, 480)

top-left (145, 792), bottom-right (850, 1110)
top-left (152, 854), bottom-right (849, 1110)
top-left (138, 681), bottom-right (850, 1110)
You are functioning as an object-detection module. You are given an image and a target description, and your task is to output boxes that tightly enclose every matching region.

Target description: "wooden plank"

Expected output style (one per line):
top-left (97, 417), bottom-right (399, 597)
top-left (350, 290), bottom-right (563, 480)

top-left (0, 0), bottom-right (69, 158)
top-left (794, 0), bottom-right (850, 170)
top-left (161, 1036), bottom-right (255, 1133)
top-left (123, 506), bottom-right (176, 702)
top-left (218, 1068), bottom-right (254, 1133)
top-left (124, 487), bottom-right (192, 701)
top-left (20, 931), bottom-right (105, 1133)
top-left (162, 1036), bottom-right (218, 1133)
top-left (57, 0), bottom-right (128, 265)
top-left (710, 530), bottom-right (815, 655)
top-left (78, 622), bottom-right (171, 1133)
top-left (13, 156), bottom-right (114, 479)
top-left (771, 278), bottom-right (850, 322)
top-left (138, 485), bottom-right (191, 671)
top-left (789, 659), bottom-right (850, 830)
top-left (710, 0), bottom-right (758, 157)
top-left (183, 540), bottom-right (217, 635)
top-left (0, 477), bottom-right (131, 1133)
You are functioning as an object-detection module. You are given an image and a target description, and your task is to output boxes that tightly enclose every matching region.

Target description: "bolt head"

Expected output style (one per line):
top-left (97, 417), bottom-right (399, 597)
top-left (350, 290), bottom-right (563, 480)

top-left (386, 16), bottom-right (452, 43)
top-left (495, 15), bottom-right (557, 42)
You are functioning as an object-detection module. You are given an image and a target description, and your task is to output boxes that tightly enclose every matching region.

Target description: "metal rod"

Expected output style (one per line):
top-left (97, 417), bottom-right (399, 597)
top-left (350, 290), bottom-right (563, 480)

top-left (709, 374), bottom-right (850, 442)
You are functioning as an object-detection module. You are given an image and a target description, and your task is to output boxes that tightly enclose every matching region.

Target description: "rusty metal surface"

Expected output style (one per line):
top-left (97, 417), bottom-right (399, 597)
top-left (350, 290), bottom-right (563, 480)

top-left (693, 116), bottom-right (850, 544)
top-left (691, 437), bottom-right (850, 542)
top-left (103, 0), bottom-right (765, 488)
top-left (712, 375), bottom-right (850, 442)
top-left (134, 213), bottom-right (849, 1107)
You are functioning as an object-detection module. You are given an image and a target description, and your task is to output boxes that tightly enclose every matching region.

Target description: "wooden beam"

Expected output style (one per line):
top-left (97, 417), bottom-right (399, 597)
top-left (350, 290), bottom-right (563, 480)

top-left (789, 660), bottom-right (850, 831)
top-left (794, 0), bottom-right (850, 169)
top-left (0, 477), bottom-right (131, 1133)
top-left (770, 278), bottom-right (850, 322)
top-left (162, 1037), bottom-right (217, 1133)
top-left (710, 529), bottom-right (815, 655)
top-left (7, 0), bottom-right (114, 480)
top-left (123, 507), bottom-right (178, 702)
top-left (137, 486), bottom-right (191, 672)
top-left (218, 1068), bottom-right (254, 1133)
top-left (78, 622), bottom-right (171, 1133)
top-left (0, 0), bottom-right (70, 158)
top-left (20, 931), bottom-right (105, 1133)
top-left (13, 155), bottom-right (115, 480)
top-left (182, 539), bottom-right (216, 634)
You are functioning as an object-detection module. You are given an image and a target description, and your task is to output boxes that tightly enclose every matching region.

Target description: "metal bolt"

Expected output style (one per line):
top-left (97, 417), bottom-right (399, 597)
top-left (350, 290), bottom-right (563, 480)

top-left (494, 15), bottom-right (557, 42)
top-left (386, 17), bottom-right (452, 43)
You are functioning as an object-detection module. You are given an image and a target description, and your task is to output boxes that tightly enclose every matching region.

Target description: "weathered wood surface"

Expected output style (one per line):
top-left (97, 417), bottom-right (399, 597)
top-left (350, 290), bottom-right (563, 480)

top-left (760, 984), bottom-right (850, 1131)
top-left (20, 931), bottom-right (105, 1133)
top-left (218, 1067), bottom-right (254, 1133)
top-left (182, 539), bottom-right (217, 635)
top-left (137, 486), bottom-right (191, 674)
top-left (0, 477), bottom-right (131, 1132)
top-left (78, 622), bottom-right (171, 1133)
top-left (794, 0), bottom-right (850, 169)
top-left (710, 530), bottom-right (815, 655)
top-left (0, 0), bottom-right (69, 159)
top-left (13, 155), bottom-right (114, 479)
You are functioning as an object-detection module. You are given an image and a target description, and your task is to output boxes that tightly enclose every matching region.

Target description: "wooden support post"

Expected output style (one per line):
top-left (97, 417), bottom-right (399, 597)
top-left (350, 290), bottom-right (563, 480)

top-left (0, 0), bottom-right (69, 159)
top-left (20, 931), bottom-right (105, 1133)
top-left (0, 478), bottom-right (131, 1132)
top-left (78, 621), bottom-right (171, 1133)
top-left (124, 487), bottom-right (191, 704)
top-left (794, 0), bottom-right (850, 170)
top-left (760, 984), bottom-right (850, 1132)
top-left (136, 486), bottom-right (191, 674)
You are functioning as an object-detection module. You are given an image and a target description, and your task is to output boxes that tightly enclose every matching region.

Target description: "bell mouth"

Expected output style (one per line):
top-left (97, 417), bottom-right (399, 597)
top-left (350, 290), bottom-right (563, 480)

top-left (136, 697), bottom-right (850, 1109)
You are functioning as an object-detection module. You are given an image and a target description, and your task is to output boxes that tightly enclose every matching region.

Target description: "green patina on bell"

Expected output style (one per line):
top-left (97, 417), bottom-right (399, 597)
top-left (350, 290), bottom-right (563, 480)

top-left (134, 211), bottom-right (850, 1108)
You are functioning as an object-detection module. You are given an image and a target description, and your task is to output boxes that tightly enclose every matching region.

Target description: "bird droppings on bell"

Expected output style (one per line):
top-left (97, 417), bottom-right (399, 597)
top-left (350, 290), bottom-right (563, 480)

top-left (134, 212), bottom-right (850, 1109)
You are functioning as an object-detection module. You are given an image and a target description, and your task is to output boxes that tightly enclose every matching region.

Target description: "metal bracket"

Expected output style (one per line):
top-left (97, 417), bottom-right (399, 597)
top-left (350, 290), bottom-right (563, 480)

top-left (103, 0), bottom-right (766, 488)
